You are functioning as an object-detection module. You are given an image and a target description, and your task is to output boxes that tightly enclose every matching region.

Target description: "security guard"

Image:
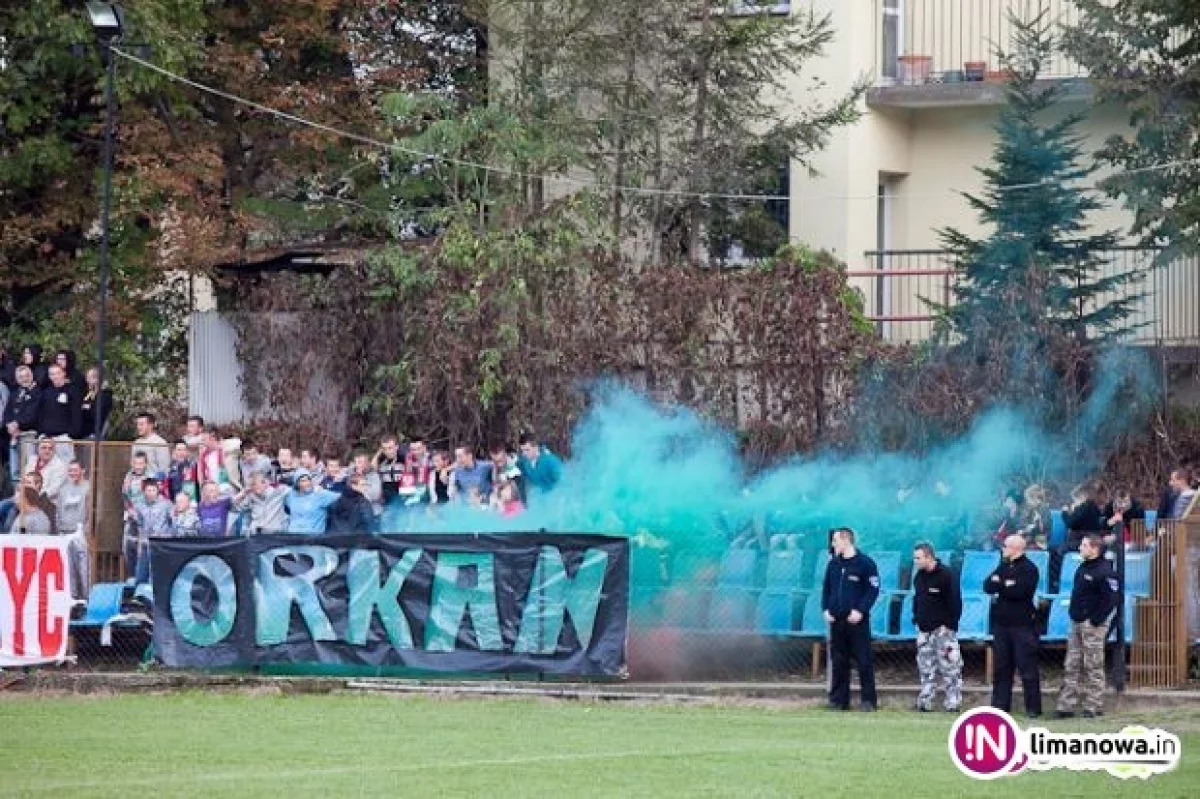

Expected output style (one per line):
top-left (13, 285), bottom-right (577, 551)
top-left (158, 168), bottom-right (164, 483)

top-left (912, 542), bottom-right (963, 712)
top-left (1057, 534), bottom-right (1119, 718)
top-left (822, 527), bottom-right (881, 711)
top-left (984, 534), bottom-right (1043, 717)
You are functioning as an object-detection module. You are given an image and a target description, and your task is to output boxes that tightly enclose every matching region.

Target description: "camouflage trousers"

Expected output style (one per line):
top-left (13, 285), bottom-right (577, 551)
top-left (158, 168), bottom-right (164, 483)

top-left (916, 627), bottom-right (963, 711)
top-left (1058, 621), bottom-right (1108, 714)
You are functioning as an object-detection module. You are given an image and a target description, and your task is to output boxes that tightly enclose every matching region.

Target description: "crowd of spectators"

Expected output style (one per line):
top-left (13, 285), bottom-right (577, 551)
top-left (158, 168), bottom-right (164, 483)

top-left (116, 421), bottom-right (564, 583)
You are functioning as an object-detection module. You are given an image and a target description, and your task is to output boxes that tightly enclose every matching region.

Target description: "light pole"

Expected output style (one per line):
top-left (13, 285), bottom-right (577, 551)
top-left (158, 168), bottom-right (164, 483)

top-left (86, 2), bottom-right (124, 443)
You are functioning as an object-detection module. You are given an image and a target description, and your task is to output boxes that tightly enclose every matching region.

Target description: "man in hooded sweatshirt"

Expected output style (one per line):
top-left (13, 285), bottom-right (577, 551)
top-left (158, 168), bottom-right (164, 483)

top-left (37, 364), bottom-right (82, 461)
top-left (327, 474), bottom-right (378, 534)
top-left (284, 468), bottom-right (340, 534)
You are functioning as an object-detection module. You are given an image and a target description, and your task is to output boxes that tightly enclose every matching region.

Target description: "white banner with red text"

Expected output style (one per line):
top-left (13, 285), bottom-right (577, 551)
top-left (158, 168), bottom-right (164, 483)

top-left (0, 535), bottom-right (74, 666)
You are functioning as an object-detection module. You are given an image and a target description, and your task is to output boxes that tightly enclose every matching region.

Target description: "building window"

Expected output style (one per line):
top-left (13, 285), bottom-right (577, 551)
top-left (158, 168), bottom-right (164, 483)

top-left (881, 0), bottom-right (903, 81)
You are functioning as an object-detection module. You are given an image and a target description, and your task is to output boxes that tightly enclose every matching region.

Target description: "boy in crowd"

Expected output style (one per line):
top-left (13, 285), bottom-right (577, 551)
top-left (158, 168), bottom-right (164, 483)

top-left (349, 451), bottom-right (383, 515)
top-left (240, 441), bottom-right (275, 482)
top-left (452, 446), bottom-right (492, 503)
top-left (172, 491), bottom-right (200, 536)
top-left (132, 412), bottom-right (171, 477)
top-left (275, 447), bottom-right (298, 486)
top-left (400, 438), bottom-right (431, 505)
top-left (183, 415), bottom-right (205, 447)
top-left (133, 479), bottom-right (174, 583)
top-left (121, 452), bottom-right (152, 579)
top-left (299, 448), bottom-right (326, 483)
top-left (517, 434), bottom-right (563, 499)
top-left (57, 461), bottom-right (91, 598)
top-left (24, 437), bottom-right (67, 502)
top-left (197, 480), bottom-right (234, 536)
top-left (327, 474), bottom-right (377, 533)
top-left (167, 440), bottom-right (198, 502)
top-left (374, 435), bottom-right (404, 507)
top-left (284, 469), bottom-right (340, 534)
top-left (233, 473), bottom-right (291, 534)
top-left (3, 365), bottom-right (41, 480)
top-left (322, 457), bottom-right (347, 492)
top-left (488, 443), bottom-right (525, 504)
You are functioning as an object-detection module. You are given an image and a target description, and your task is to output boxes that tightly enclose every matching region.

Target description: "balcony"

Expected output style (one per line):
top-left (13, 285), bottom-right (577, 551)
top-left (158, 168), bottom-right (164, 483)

top-left (851, 248), bottom-right (1200, 346)
top-left (867, 0), bottom-right (1090, 109)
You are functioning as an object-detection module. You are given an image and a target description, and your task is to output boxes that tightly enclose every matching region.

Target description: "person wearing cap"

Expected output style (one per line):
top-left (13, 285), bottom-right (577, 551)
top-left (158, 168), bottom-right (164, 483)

top-left (284, 468), bottom-right (340, 534)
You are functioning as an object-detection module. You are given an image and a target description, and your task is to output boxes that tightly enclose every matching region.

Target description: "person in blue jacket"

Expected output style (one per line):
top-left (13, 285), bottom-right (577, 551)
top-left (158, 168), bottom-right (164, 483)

top-left (822, 527), bottom-right (881, 711)
top-left (285, 468), bottom-right (340, 534)
top-left (517, 433), bottom-right (563, 498)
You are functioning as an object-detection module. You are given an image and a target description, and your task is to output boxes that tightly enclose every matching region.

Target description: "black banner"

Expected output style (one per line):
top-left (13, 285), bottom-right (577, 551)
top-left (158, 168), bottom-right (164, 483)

top-left (151, 533), bottom-right (629, 676)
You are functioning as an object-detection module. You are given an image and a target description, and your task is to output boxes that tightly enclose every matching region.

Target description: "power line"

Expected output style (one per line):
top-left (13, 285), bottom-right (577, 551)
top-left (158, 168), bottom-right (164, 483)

top-left (114, 47), bottom-right (1200, 205)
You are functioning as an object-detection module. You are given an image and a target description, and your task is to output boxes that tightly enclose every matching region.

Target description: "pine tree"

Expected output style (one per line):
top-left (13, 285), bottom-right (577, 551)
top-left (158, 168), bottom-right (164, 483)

top-left (936, 12), bottom-right (1141, 352)
top-left (1063, 0), bottom-right (1200, 257)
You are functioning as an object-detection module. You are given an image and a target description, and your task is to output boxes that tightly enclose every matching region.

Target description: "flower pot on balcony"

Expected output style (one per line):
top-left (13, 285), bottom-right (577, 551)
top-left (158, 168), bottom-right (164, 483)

top-left (943, 70), bottom-right (965, 84)
top-left (964, 61), bottom-right (987, 82)
top-left (897, 54), bottom-right (933, 85)
top-left (985, 69), bottom-right (1014, 83)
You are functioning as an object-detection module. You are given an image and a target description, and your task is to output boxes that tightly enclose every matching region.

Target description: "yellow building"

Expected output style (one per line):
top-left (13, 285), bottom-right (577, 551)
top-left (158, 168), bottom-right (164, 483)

top-left (781, 0), bottom-right (1197, 345)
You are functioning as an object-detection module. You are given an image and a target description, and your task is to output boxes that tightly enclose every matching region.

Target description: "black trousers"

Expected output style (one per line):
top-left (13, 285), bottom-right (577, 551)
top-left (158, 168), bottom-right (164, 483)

top-left (992, 625), bottom-right (1042, 714)
top-left (829, 618), bottom-right (877, 707)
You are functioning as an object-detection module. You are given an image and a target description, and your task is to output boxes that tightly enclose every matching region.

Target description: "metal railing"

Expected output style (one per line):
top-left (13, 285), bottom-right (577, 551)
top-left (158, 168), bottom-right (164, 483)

top-left (855, 247), bottom-right (1200, 346)
top-left (873, 0), bottom-right (1087, 86)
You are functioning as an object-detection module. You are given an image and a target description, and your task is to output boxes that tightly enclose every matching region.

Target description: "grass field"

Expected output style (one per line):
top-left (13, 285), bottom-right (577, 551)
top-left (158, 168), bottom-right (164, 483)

top-left (1, 693), bottom-right (1198, 797)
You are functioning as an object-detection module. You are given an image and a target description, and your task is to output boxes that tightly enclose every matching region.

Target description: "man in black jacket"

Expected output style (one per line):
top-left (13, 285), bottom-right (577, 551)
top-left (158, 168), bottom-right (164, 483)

top-left (985, 534), bottom-right (1043, 717)
top-left (912, 542), bottom-right (963, 712)
top-left (327, 475), bottom-right (378, 534)
top-left (36, 364), bottom-right (82, 461)
top-left (3, 365), bottom-right (41, 476)
top-left (822, 527), bottom-right (881, 711)
top-left (1057, 534), bottom-right (1119, 719)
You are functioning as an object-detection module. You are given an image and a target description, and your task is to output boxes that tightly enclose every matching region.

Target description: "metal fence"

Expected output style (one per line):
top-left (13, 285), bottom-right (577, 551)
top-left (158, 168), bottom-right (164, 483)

top-left (873, 0), bottom-right (1087, 86)
top-left (629, 519), bottom-right (1198, 688)
top-left (856, 247), bottom-right (1200, 345)
top-left (10, 437), bottom-right (1195, 687)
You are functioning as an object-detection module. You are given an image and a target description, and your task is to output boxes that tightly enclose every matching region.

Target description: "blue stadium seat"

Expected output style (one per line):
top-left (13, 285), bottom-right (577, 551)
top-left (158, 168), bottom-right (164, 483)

top-left (1123, 552), bottom-right (1151, 597)
top-left (1026, 550), bottom-right (1051, 596)
top-left (70, 583), bottom-right (125, 630)
top-left (871, 594), bottom-right (892, 638)
top-left (878, 593), bottom-right (916, 641)
top-left (765, 550), bottom-right (804, 591)
top-left (662, 587), bottom-right (707, 629)
top-left (869, 551), bottom-right (903, 594)
top-left (1124, 595), bottom-right (1137, 642)
top-left (810, 550), bottom-right (830, 590)
top-left (1046, 596), bottom-right (1072, 641)
top-left (755, 591), bottom-right (797, 635)
top-left (957, 594), bottom-right (992, 641)
top-left (1059, 553), bottom-right (1083, 595)
top-left (960, 551), bottom-right (1000, 593)
top-left (799, 591), bottom-right (827, 636)
top-left (708, 587), bottom-right (755, 631)
top-left (718, 549), bottom-right (759, 588)
top-left (1049, 510), bottom-right (1067, 548)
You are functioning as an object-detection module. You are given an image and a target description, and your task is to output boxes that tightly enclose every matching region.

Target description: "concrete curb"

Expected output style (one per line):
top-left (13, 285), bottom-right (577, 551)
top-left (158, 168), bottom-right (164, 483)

top-left (3, 672), bottom-right (1199, 710)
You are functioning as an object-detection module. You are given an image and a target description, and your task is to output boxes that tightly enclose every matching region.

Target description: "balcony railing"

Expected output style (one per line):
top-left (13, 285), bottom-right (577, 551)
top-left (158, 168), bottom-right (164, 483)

top-left (852, 247), bottom-right (1200, 345)
top-left (873, 0), bottom-right (1087, 89)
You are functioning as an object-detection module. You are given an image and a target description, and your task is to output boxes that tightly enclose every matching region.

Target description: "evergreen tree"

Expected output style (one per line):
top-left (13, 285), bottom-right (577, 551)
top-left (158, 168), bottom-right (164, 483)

top-left (936, 12), bottom-right (1140, 355)
top-left (1063, 0), bottom-right (1200, 257)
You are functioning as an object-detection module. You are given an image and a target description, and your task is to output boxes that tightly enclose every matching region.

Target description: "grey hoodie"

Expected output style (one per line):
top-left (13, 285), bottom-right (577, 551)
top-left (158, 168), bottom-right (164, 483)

top-left (56, 478), bottom-right (91, 534)
top-left (235, 484), bottom-right (291, 534)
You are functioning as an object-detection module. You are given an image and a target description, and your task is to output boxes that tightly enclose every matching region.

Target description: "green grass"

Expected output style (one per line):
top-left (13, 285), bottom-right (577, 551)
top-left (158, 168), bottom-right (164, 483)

top-left (1, 693), bottom-right (1198, 797)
